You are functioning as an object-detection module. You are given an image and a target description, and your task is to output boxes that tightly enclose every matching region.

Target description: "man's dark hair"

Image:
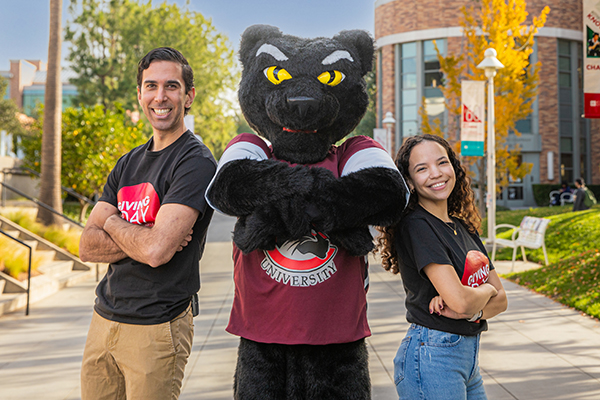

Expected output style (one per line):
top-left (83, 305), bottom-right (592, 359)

top-left (576, 178), bottom-right (585, 186)
top-left (137, 47), bottom-right (194, 114)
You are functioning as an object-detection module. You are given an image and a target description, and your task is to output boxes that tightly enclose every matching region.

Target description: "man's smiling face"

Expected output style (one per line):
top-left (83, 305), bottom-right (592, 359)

top-left (137, 60), bottom-right (194, 136)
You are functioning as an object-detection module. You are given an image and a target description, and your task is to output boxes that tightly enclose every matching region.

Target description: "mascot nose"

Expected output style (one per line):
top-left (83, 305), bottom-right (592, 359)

top-left (287, 96), bottom-right (319, 118)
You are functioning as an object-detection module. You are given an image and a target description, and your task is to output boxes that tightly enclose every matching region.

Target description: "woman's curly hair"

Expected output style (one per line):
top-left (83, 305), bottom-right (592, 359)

top-left (375, 134), bottom-right (481, 274)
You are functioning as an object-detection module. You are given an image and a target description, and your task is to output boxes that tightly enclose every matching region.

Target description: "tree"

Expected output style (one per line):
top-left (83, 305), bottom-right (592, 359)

top-left (351, 69), bottom-right (376, 139)
top-left (0, 77), bottom-right (27, 140)
top-left (38, 0), bottom-right (64, 226)
top-left (65, 0), bottom-right (238, 157)
top-left (421, 0), bottom-right (549, 215)
top-left (20, 104), bottom-right (148, 221)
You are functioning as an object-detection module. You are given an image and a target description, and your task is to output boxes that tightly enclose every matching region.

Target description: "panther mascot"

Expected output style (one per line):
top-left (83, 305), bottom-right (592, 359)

top-left (206, 25), bottom-right (408, 399)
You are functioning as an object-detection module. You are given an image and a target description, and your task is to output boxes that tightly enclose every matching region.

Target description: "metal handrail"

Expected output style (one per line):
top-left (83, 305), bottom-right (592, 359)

top-left (0, 229), bottom-right (32, 316)
top-left (2, 166), bottom-right (96, 206)
top-left (0, 181), bottom-right (84, 229)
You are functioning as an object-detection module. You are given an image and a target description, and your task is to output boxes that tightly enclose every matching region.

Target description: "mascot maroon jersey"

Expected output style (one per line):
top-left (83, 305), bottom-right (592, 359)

top-left (210, 132), bottom-right (398, 345)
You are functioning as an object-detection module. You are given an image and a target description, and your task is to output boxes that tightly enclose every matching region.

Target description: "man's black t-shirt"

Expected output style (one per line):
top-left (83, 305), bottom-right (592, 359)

top-left (395, 205), bottom-right (494, 336)
top-left (95, 130), bottom-right (217, 325)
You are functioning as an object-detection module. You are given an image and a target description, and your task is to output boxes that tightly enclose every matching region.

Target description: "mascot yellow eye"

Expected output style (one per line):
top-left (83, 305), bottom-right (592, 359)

top-left (264, 66), bottom-right (292, 85)
top-left (317, 70), bottom-right (345, 86)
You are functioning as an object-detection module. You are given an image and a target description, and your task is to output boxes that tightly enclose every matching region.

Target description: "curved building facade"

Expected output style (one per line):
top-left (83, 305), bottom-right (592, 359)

top-left (374, 0), bottom-right (600, 207)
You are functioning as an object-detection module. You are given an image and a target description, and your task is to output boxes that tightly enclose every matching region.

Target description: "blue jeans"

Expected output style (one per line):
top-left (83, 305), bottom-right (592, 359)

top-left (393, 324), bottom-right (487, 400)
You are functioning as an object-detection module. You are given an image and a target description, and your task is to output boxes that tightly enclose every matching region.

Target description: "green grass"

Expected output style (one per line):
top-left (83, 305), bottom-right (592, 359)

top-left (486, 205), bottom-right (599, 265)
top-left (504, 250), bottom-right (600, 319)
top-left (488, 205), bottom-right (600, 319)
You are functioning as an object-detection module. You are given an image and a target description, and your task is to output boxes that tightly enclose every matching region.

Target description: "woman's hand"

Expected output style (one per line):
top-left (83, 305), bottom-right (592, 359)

top-left (429, 296), bottom-right (472, 320)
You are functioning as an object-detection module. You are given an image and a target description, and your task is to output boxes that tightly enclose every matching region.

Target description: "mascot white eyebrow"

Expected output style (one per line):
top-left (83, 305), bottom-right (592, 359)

top-left (206, 24), bottom-right (408, 400)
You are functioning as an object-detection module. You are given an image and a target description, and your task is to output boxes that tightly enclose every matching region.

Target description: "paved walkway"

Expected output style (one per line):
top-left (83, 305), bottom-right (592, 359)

top-left (1, 231), bottom-right (600, 398)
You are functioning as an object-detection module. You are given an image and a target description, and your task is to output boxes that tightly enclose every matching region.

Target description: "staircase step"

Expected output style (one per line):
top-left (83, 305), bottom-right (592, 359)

top-left (0, 229), bottom-right (21, 239)
top-left (34, 249), bottom-right (57, 265)
top-left (0, 293), bottom-right (23, 316)
top-left (37, 260), bottom-right (74, 279)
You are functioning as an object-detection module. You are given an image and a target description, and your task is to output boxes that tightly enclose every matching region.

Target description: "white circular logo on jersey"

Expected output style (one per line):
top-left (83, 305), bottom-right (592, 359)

top-left (261, 230), bottom-right (338, 287)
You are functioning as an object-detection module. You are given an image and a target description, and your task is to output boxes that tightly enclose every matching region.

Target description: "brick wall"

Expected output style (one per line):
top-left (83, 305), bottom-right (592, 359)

top-left (591, 120), bottom-right (600, 184)
top-left (536, 36), bottom-right (559, 184)
top-left (375, 0), bottom-right (597, 184)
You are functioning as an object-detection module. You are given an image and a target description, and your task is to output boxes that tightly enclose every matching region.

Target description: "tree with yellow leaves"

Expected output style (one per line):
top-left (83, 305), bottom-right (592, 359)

top-left (422, 0), bottom-right (550, 216)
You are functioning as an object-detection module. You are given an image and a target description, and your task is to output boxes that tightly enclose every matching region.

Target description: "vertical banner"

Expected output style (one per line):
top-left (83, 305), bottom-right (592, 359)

top-left (460, 80), bottom-right (486, 156)
top-left (373, 128), bottom-right (391, 154)
top-left (584, 0), bottom-right (600, 118)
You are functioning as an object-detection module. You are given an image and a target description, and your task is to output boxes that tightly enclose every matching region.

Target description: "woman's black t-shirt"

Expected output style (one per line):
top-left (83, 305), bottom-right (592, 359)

top-left (394, 205), bottom-right (495, 336)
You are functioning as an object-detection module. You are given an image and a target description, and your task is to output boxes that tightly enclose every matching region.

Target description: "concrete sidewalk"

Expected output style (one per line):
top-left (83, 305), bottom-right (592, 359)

top-left (1, 242), bottom-right (600, 399)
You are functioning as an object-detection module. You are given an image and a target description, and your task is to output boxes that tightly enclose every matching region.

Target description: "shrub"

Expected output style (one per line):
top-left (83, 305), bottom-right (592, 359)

top-left (1, 210), bottom-right (82, 257)
top-left (0, 235), bottom-right (44, 280)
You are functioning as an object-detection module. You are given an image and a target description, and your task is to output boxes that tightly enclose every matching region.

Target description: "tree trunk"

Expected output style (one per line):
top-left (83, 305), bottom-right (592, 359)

top-left (37, 0), bottom-right (63, 226)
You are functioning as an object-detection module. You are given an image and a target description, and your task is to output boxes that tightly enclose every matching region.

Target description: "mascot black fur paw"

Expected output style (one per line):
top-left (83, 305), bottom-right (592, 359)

top-left (206, 24), bottom-right (408, 400)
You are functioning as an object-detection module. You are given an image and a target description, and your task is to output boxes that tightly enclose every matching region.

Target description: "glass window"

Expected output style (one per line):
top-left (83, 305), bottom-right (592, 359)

top-left (515, 118), bottom-right (531, 134)
top-left (402, 58), bottom-right (416, 73)
top-left (402, 42), bottom-right (416, 58)
top-left (560, 137), bottom-right (573, 152)
top-left (561, 153), bottom-right (573, 183)
top-left (559, 72), bottom-right (571, 87)
top-left (424, 40), bottom-right (444, 57)
top-left (559, 56), bottom-right (571, 71)
top-left (507, 186), bottom-right (524, 200)
top-left (402, 105), bottom-right (417, 120)
top-left (559, 88), bottom-right (572, 104)
top-left (560, 121), bottom-right (572, 136)
top-left (402, 120), bottom-right (418, 137)
top-left (402, 74), bottom-right (417, 89)
top-left (559, 106), bottom-right (572, 120)
top-left (425, 71), bottom-right (443, 88)
top-left (558, 40), bottom-right (571, 56)
top-left (402, 89), bottom-right (417, 105)
top-left (424, 59), bottom-right (441, 71)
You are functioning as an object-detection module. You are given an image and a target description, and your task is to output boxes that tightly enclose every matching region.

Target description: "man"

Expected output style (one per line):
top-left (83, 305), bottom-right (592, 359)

top-left (572, 178), bottom-right (594, 211)
top-left (79, 47), bottom-right (216, 399)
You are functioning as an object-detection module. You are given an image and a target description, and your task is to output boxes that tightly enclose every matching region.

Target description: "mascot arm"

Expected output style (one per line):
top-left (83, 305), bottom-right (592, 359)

top-left (332, 167), bottom-right (408, 228)
top-left (308, 167), bottom-right (408, 257)
top-left (309, 161), bottom-right (409, 232)
top-left (206, 158), bottom-right (314, 217)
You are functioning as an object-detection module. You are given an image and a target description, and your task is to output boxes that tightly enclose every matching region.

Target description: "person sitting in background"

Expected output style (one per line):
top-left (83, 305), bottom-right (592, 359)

top-left (551, 181), bottom-right (572, 206)
top-left (572, 178), bottom-right (596, 211)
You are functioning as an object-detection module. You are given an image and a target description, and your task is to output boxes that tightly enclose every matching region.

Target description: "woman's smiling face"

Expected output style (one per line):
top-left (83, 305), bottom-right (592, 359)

top-left (407, 140), bottom-right (456, 207)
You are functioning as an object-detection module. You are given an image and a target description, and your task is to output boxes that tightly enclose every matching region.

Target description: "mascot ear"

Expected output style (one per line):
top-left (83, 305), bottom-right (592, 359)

top-left (240, 24), bottom-right (284, 67)
top-left (333, 30), bottom-right (374, 76)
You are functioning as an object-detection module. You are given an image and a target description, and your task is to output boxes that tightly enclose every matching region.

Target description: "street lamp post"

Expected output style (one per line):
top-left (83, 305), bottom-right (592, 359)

top-left (382, 111), bottom-right (396, 154)
top-left (476, 48), bottom-right (504, 244)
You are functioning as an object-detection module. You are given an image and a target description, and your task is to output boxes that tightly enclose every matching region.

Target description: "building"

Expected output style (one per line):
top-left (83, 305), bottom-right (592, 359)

top-left (374, 0), bottom-right (600, 207)
top-left (0, 59), bottom-right (78, 160)
top-left (0, 59), bottom-right (78, 117)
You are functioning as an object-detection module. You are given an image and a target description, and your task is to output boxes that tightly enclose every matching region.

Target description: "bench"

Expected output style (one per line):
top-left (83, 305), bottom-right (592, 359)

top-left (549, 190), bottom-right (574, 206)
top-left (491, 216), bottom-right (551, 272)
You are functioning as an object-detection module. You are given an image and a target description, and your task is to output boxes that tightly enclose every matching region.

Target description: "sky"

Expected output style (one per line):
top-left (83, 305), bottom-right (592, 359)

top-left (0, 0), bottom-right (376, 71)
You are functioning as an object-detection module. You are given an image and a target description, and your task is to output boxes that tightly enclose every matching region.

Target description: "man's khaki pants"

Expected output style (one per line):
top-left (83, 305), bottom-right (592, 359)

top-left (81, 307), bottom-right (193, 400)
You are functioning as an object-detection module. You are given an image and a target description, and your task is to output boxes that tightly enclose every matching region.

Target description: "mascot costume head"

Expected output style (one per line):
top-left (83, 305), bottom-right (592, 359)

top-left (206, 25), bottom-right (408, 399)
top-left (238, 24), bottom-right (374, 164)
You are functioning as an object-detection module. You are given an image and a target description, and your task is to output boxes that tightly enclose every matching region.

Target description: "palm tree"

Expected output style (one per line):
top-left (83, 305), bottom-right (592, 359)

top-left (38, 0), bottom-right (63, 225)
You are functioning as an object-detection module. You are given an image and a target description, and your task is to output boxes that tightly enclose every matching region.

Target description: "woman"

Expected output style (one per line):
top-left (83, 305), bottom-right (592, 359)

top-left (377, 134), bottom-right (507, 399)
